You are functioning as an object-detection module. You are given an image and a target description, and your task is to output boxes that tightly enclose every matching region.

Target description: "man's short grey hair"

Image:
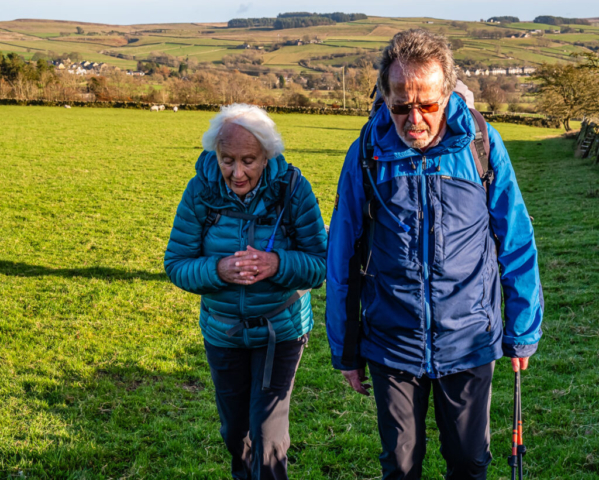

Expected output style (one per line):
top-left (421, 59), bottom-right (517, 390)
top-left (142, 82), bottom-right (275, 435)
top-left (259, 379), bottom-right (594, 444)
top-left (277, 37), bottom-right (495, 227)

top-left (378, 29), bottom-right (457, 98)
top-left (202, 103), bottom-right (284, 159)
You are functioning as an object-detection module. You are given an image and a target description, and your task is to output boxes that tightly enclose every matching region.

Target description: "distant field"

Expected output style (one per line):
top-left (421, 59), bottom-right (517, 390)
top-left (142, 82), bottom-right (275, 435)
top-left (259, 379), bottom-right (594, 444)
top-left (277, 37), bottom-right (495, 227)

top-left (0, 16), bottom-right (595, 73)
top-left (263, 45), bottom-right (358, 65)
top-left (509, 22), bottom-right (558, 30)
top-left (323, 40), bottom-right (385, 49)
top-left (0, 106), bottom-right (598, 479)
top-left (546, 33), bottom-right (599, 42)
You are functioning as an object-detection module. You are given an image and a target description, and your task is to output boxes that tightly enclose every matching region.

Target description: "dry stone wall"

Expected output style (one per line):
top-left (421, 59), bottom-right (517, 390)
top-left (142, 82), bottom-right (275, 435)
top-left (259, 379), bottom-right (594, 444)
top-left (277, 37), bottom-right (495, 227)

top-left (0, 98), bottom-right (562, 128)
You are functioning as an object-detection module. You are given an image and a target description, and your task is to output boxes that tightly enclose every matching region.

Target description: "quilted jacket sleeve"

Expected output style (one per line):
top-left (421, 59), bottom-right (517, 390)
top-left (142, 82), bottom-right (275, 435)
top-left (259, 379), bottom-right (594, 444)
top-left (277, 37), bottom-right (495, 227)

top-left (270, 174), bottom-right (327, 291)
top-left (164, 178), bottom-right (227, 294)
top-left (487, 124), bottom-right (543, 358)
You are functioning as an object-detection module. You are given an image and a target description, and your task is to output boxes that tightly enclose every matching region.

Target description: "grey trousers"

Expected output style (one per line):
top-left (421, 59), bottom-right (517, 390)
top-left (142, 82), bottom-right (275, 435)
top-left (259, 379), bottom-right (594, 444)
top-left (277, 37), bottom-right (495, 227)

top-left (204, 335), bottom-right (308, 480)
top-left (369, 361), bottom-right (494, 480)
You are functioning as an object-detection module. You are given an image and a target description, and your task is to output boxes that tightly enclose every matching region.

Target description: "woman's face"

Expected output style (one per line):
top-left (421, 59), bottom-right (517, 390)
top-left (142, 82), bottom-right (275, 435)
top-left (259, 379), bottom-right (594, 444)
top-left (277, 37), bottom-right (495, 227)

top-left (217, 123), bottom-right (268, 201)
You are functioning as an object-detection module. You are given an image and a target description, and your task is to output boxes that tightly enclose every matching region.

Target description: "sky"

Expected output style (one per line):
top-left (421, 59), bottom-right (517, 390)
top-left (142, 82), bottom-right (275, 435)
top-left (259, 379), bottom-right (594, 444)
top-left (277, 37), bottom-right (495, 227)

top-left (0, 0), bottom-right (598, 25)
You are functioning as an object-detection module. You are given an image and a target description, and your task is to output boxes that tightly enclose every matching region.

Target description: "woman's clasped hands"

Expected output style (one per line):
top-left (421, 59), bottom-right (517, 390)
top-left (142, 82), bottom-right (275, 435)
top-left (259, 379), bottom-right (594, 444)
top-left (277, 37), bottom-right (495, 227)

top-left (217, 245), bottom-right (280, 285)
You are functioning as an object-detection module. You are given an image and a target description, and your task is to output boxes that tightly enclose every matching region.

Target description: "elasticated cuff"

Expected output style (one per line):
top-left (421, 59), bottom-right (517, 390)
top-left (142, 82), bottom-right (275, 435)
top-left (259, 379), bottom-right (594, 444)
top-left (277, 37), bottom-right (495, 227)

top-left (502, 342), bottom-right (539, 358)
top-left (332, 354), bottom-right (367, 371)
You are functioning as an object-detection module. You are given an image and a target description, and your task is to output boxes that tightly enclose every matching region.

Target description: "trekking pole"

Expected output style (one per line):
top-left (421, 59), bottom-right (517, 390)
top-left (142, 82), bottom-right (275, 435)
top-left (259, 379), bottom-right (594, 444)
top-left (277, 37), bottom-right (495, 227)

top-left (508, 370), bottom-right (519, 479)
top-left (517, 370), bottom-right (527, 480)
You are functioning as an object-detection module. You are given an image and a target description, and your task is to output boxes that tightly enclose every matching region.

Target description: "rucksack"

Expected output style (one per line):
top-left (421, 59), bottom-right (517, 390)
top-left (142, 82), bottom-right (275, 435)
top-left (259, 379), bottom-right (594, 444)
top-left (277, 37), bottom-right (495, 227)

top-left (341, 84), bottom-right (495, 367)
top-left (201, 165), bottom-right (301, 250)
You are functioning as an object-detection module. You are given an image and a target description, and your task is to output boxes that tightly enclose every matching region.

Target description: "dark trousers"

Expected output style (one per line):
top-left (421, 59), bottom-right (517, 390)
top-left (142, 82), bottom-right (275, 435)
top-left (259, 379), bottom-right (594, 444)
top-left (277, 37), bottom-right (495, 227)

top-left (369, 361), bottom-right (494, 480)
top-left (204, 335), bottom-right (308, 480)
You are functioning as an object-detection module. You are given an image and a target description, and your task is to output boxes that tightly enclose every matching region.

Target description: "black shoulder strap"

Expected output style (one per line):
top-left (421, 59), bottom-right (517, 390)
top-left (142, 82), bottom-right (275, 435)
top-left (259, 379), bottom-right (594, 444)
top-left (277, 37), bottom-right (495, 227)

top-left (359, 122), bottom-right (376, 218)
top-left (279, 165), bottom-right (300, 238)
top-left (368, 85), bottom-right (385, 120)
top-left (468, 109), bottom-right (494, 192)
top-left (341, 121), bottom-right (375, 367)
top-left (201, 208), bottom-right (221, 241)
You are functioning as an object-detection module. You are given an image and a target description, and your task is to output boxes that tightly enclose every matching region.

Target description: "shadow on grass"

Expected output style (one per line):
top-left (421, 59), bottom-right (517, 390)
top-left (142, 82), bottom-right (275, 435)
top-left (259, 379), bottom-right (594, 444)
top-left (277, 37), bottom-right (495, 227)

top-left (285, 147), bottom-right (348, 155)
top-left (8, 357), bottom-right (220, 479)
top-left (296, 126), bottom-right (361, 132)
top-left (0, 260), bottom-right (168, 282)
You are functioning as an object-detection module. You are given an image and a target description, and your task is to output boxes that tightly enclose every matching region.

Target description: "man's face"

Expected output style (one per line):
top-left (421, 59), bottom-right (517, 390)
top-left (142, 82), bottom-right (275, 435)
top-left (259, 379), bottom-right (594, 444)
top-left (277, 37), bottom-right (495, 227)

top-left (385, 61), bottom-right (449, 150)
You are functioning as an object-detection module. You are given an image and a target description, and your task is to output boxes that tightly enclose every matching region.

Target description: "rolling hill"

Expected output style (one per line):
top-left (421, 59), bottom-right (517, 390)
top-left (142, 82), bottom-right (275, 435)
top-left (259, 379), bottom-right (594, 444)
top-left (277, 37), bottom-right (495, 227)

top-left (1, 16), bottom-right (597, 73)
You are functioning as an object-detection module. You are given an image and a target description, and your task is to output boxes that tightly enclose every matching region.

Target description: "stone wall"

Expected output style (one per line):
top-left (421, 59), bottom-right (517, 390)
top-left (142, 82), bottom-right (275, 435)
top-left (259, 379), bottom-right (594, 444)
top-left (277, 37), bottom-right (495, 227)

top-left (480, 113), bottom-right (561, 128)
top-left (0, 98), bottom-right (562, 127)
top-left (0, 98), bottom-right (370, 116)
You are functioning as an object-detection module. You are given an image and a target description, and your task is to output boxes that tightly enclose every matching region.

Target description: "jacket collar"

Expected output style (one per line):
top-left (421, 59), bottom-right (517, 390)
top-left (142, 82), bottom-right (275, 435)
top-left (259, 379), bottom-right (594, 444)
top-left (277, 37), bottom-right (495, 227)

top-left (370, 92), bottom-right (475, 161)
top-left (194, 152), bottom-right (288, 210)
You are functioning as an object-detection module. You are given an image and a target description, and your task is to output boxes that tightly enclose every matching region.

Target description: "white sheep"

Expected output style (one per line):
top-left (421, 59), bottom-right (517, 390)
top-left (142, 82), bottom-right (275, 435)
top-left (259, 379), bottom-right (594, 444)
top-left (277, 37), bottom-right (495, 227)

top-left (150, 105), bottom-right (159, 112)
top-left (64, 105), bottom-right (71, 109)
top-left (159, 105), bottom-right (165, 111)
top-left (173, 106), bottom-right (178, 113)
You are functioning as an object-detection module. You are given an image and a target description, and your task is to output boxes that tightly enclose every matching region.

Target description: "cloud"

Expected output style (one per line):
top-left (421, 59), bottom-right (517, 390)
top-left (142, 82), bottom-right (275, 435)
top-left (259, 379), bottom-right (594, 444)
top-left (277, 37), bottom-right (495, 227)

top-left (236, 2), bottom-right (252, 14)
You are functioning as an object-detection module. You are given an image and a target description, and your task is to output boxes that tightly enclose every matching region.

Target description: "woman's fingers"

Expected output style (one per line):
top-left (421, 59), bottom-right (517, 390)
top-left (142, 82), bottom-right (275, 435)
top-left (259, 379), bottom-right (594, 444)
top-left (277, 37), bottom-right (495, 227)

top-left (234, 256), bottom-right (259, 267)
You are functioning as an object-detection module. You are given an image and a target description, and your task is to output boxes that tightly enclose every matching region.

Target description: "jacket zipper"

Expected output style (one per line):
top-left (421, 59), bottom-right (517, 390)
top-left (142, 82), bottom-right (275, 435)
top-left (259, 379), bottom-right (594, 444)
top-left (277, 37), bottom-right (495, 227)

top-left (421, 156), bottom-right (433, 377)
top-left (240, 219), bottom-right (247, 345)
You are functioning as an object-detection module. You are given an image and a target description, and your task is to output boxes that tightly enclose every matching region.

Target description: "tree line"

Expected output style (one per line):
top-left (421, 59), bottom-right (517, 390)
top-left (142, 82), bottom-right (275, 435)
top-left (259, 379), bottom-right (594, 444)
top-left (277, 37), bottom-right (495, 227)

top-left (277, 12), bottom-right (367, 22)
top-left (487, 16), bottom-right (519, 23)
top-left (534, 16), bottom-right (591, 26)
top-left (228, 12), bottom-right (367, 29)
top-left (228, 18), bottom-right (275, 28)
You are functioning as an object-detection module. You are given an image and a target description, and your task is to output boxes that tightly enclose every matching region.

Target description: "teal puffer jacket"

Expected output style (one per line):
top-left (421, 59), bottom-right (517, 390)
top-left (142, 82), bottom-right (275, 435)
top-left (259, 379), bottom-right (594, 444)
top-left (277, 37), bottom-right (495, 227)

top-left (164, 151), bottom-right (327, 348)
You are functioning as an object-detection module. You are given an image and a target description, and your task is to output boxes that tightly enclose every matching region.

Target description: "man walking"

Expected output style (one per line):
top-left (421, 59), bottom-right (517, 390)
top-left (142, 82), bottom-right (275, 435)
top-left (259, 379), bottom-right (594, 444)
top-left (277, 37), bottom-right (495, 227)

top-left (326, 30), bottom-right (543, 479)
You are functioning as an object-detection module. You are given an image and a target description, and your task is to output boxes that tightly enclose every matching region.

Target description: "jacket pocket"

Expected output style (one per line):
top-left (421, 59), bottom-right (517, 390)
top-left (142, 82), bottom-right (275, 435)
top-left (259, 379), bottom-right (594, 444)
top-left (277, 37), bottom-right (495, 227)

top-left (481, 234), bottom-right (498, 332)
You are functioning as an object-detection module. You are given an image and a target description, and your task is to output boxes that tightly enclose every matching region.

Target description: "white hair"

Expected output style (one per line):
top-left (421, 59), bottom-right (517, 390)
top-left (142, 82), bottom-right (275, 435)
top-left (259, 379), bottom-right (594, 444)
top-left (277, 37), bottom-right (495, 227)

top-left (202, 103), bottom-right (284, 159)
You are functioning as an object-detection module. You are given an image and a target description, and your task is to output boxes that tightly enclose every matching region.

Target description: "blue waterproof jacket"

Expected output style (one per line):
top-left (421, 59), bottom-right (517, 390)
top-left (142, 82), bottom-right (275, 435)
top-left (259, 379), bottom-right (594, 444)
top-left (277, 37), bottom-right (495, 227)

top-left (165, 152), bottom-right (327, 348)
top-left (326, 93), bottom-right (543, 378)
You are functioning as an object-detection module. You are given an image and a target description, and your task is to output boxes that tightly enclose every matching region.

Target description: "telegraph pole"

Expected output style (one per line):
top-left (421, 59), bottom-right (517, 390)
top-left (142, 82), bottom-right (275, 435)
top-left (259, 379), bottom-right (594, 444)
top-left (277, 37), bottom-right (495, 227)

top-left (342, 66), bottom-right (346, 110)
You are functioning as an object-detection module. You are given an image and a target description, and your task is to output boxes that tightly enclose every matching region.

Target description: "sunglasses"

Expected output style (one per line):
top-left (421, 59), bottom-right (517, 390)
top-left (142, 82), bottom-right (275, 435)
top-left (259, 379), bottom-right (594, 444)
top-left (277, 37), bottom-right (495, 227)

top-left (388, 97), bottom-right (444, 115)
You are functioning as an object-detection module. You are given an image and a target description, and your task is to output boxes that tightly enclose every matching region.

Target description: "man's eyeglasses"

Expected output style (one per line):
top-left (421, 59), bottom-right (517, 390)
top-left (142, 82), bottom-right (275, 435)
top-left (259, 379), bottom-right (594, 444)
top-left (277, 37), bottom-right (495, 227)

top-left (388, 97), bottom-right (444, 116)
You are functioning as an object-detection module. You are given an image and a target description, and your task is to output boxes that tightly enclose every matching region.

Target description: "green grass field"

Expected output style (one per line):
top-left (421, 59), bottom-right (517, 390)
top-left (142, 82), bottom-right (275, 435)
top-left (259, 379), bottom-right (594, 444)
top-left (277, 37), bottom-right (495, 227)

top-left (0, 106), bottom-right (598, 479)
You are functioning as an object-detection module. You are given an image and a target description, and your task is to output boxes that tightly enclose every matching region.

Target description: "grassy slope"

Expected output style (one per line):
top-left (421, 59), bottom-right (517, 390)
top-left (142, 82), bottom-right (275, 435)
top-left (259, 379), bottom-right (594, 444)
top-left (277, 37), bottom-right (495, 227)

top-left (0, 107), bottom-right (598, 479)
top-left (0, 17), bottom-right (594, 72)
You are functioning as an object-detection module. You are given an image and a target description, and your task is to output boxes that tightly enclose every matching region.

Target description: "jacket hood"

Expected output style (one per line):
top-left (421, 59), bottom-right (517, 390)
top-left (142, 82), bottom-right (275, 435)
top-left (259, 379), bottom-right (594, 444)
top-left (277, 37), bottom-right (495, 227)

top-left (193, 151), bottom-right (290, 209)
top-left (370, 92), bottom-right (476, 161)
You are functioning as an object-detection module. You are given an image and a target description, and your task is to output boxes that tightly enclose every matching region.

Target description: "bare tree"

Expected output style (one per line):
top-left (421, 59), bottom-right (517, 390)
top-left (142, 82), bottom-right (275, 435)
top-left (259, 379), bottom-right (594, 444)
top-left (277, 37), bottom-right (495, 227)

top-left (535, 62), bottom-right (599, 130)
top-left (481, 83), bottom-right (506, 112)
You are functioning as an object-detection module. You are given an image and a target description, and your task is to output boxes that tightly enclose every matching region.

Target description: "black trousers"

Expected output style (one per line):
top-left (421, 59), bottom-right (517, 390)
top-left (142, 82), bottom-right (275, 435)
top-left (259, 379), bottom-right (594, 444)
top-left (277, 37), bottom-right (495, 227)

top-left (204, 335), bottom-right (308, 480)
top-left (369, 360), bottom-right (494, 480)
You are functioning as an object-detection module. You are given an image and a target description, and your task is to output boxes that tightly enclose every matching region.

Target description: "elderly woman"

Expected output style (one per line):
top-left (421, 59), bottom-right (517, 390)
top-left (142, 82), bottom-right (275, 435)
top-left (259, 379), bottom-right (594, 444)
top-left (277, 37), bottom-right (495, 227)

top-left (164, 104), bottom-right (327, 479)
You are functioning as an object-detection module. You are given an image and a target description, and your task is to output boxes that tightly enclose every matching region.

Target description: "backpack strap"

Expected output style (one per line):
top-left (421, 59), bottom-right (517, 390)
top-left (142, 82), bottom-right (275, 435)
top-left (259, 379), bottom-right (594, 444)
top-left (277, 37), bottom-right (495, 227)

top-left (201, 209), bottom-right (221, 242)
top-left (201, 167), bottom-right (300, 245)
top-left (468, 108), bottom-right (494, 192)
top-left (341, 121), bottom-right (376, 367)
top-left (204, 289), bottom-right (310, 390)
top-left (280, 165), bottom-right (300, 239)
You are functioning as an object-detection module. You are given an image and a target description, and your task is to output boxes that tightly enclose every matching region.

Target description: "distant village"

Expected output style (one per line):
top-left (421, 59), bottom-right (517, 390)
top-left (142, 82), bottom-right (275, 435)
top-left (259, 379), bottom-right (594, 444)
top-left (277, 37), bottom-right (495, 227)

top-left (50, 59), bottom-right (145, 76)
top-left (460, 66), bottom-right (537, 77)
top-left (48, 53), bottom-right (537, 81)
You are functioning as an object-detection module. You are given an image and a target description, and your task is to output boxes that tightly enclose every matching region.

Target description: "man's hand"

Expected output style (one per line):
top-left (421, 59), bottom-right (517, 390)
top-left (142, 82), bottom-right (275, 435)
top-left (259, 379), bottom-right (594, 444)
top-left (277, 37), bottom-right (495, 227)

top-left (511, 357), bottom-right (529, 372)
top-left (217, 246), bottom-right (280, 285)
top-left (342, 368), bottom-right (372, 396)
